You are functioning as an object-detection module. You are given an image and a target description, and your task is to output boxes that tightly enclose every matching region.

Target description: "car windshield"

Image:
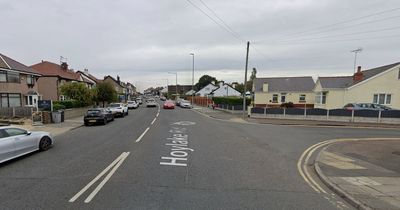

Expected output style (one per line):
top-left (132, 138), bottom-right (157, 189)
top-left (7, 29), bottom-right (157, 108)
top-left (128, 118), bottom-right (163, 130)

top-left (109, 104), bottom-right (121, 108)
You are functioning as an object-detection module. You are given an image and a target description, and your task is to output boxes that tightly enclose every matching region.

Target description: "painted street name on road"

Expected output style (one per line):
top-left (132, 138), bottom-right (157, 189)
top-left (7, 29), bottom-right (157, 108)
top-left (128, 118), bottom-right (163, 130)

top-left (160, 125), bottom-right (195, 167)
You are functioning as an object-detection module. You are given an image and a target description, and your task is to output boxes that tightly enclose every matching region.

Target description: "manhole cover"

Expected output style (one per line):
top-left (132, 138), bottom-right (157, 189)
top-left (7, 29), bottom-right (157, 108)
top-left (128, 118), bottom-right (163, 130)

top-left (392, 151), bottom-right (400, 156)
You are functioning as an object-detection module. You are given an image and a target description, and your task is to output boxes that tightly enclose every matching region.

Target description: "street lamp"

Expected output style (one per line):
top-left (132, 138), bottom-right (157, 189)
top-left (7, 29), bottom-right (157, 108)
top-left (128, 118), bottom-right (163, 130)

top-left (190, 53), bottom-right (195, 106)
top-left (168, 72), bottom-right (178, 99)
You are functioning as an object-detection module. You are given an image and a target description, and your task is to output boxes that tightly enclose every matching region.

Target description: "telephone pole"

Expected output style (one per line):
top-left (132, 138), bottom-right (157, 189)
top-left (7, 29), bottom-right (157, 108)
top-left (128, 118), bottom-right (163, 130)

top-left (243, 41), bottom-right (250, 119)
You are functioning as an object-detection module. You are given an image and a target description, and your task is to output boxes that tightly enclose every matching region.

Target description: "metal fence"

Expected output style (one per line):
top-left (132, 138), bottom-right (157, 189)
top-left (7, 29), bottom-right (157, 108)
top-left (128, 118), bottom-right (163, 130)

top-left (0, 107), bottom-right (35, 118)
top-left (250, 107), bottom-right (400, 123)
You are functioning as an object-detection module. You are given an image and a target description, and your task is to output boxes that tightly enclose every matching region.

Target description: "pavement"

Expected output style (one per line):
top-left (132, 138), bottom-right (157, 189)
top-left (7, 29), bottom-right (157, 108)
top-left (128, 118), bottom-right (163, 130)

top-left (1, 102), bottom-right (400, 209)
top-left (19, 116), bottom-right (84, 137)
top-left (315, 140), bottom-right (400, 210)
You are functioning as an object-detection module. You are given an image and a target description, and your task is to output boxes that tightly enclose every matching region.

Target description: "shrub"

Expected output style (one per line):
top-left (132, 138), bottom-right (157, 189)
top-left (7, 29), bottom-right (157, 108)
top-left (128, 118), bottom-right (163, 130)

top-left (280, 102), bottom-right (294, 108)
top-left (53, 100), bottom-right (86, 109)
top-left (212, 97), bottom-right (250, 106)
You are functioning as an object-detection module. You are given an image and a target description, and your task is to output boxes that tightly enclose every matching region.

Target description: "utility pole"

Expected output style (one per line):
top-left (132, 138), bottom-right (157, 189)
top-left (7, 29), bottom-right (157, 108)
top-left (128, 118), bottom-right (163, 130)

top-left (243, 41), bottom-right (250, 119)
top-left (190, 53), bottom-right (195, 106)
top-left (351, 48), bottom-right (362, 73)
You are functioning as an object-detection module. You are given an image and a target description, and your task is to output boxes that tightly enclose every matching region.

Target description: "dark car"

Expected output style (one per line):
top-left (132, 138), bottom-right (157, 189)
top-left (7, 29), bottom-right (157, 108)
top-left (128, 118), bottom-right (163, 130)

top-left (343, 103), bottom-right (393, 111)
top-left (84, 108), bottom-right (114, 126)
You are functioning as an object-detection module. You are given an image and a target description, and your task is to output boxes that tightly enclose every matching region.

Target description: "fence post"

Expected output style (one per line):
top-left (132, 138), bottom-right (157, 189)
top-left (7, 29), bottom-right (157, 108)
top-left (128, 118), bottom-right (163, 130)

top-left (12, 107), bottom-right (16, 117)
top-left (351, 109), bottom-right (355, 122)
top-left (283, 108), bottom-right (286, 118)
top-left (326, 109), bottom-right (329, 120)
top-left (264, 107), bottom-right (267, 118)
top-left (378, 110), bottom-right (382, 123)
top-left (304, 107), bottom-right (307, 118)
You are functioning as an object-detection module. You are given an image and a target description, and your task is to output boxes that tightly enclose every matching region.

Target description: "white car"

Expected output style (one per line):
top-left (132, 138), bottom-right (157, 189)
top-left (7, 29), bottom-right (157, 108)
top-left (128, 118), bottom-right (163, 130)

top-left (127, 101), bottom-right (138, 109)
top-left (180, 100), bottom-right (192, 108)
top-left (108, 103), bottom-right (129, 117)
top-left (0, 126), bottom-right (54, 164)
top-left (146, 98), bottom-right (157, 107)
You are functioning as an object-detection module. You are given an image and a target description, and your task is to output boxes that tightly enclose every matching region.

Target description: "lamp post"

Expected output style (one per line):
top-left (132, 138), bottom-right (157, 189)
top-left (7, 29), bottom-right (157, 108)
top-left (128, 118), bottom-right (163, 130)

top-left (190, 53), bottom-right (195, 106)
top-left (168, 72), bottom-right (178, 100)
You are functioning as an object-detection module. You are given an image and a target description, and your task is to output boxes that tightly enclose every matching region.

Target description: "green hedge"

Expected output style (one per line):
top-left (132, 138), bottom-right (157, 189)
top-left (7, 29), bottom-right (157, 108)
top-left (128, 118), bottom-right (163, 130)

top-left (53, 100), bottom-right (86, 110)
top-left (212, 97), bottom-right (251, 106)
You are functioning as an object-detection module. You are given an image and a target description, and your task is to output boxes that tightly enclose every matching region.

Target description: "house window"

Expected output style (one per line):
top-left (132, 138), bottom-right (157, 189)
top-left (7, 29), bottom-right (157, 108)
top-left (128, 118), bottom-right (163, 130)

top-left (315, 92), bottom-right (327, 104)
top-left (281, 93), bottom-right (286, 103)
top-left (299, 94), bottom-right (306, 102)
top-left (0, 93), bottom-right (21, 107)
top-left (272, 94), bottom-right (278, 103)
top-left (7, 72), bottom-right (20, 83)
top-left (26, 75), bottom-right (35, 85)
top-left (373, 94), bottom-right (392, 105)
top-left (0, 71), bottom-right (6, 82)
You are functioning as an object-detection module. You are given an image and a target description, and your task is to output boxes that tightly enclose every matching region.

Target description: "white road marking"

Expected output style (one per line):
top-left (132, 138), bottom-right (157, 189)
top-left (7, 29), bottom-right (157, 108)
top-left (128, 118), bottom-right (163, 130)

top-left (156, 112), bottom-right (159, 117)
top-left (69, 152), bottom-right (127, 202)
top-left (135, 127), bottom-right (150, 142)
top-left (151, 117), bottom-right (157, 125)
top-left (84, 152), bottom-right (130, 203)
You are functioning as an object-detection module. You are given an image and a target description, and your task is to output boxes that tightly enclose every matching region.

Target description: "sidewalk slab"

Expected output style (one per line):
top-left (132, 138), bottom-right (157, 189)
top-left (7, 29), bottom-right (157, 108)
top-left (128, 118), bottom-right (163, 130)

top-left (315, 140), bottom-right (400, 210)
top-left (18, 116), bottom-right (83, 137)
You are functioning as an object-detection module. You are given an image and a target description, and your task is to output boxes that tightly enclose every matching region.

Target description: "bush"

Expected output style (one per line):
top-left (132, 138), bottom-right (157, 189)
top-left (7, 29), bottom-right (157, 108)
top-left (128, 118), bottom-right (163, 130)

top-left (53, 100), bottom-right (86, 109)
top-left (212, 97), bottom-right (250, 106)
top-left (280, 102), bottom-right (294, 108)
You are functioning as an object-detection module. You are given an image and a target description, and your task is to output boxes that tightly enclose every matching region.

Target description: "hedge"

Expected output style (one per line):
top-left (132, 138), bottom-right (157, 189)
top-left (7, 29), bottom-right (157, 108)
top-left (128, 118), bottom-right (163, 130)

top-left (53, 100), bottom-right (87, 110)
top-left (212, 97), bottom-right (251, 106)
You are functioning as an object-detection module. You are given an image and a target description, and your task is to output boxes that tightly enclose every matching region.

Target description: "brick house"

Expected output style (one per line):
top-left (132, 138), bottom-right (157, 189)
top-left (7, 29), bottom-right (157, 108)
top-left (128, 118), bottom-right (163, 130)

top-left (103, 75), bottom-right (127, 102)
top-left (30, 61), bottom-right (82, 101)
top-left (0, 53), bottom-right (41, 107)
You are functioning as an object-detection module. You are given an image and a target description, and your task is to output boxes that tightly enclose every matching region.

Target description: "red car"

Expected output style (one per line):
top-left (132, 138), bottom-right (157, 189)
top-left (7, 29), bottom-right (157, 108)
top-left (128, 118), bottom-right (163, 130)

top-left (163, 100), bottom-right (175, 109)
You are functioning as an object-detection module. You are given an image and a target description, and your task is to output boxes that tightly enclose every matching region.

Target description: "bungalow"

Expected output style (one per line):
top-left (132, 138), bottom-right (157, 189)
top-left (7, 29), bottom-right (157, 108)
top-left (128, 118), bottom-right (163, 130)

top-left (314, 62), bottom-right (400, 109)
top-left (0, 53), bottom-right (41, 107)
top-left (253, 77), bottom-right (315, 108)
top-left (211, 82), bottom-right (242, 97)
top-left (195, 83), bottom-right (218, 96)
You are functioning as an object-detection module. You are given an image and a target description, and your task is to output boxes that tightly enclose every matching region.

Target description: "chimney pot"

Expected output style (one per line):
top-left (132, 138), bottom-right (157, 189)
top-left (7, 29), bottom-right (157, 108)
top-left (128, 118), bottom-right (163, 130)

top-left (61, 62), bottom-right (68, 71)
top-left (357, 66), bottom-right (361, 73)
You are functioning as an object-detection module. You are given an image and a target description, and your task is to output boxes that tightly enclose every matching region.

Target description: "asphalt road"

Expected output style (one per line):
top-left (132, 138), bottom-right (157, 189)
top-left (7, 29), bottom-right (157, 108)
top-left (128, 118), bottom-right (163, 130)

top-left (1, 101), bottom-right (400, 209)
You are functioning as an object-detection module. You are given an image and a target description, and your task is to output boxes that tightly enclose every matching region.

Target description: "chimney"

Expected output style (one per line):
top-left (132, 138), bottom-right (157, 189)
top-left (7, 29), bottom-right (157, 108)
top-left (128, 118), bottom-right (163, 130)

top-left (117, 75), bottom-right (120, 84)
top-left (353, 66), bottom-right (363, 83)
top-left (84, 68), bottom-right (89, 74)
top-left (61, 62), bottom-right (68, 71)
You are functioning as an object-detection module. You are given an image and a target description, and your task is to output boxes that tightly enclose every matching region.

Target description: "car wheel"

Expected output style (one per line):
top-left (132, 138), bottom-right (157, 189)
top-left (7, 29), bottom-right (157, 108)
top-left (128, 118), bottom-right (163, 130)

top-left (126, 111), bottom-right (129, 116)
top-left (39, 136), bottom-right (52, 151)
top-left (103, 118), bottom-right (107, 125)
top-left (84, 122), bottom-right (89, 126)
top-left (111, 116), bottom-right (114, 121)
top-left (121, 112), bottom-right (125, 117)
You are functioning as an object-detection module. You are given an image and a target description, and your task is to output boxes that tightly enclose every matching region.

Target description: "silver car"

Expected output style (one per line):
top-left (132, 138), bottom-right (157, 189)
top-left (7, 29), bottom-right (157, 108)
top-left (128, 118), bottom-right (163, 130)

top-left (0, 126), bottom-right (54, 164)
top-left (146, 98), bottom-right (157, 107)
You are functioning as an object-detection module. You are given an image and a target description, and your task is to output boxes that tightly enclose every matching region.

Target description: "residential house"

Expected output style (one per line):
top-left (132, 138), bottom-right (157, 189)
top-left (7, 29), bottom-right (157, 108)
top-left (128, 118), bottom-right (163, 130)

top-left (31, 61), bottom-right (84, 101)
top-left (0, 53), bottom-right (41, 107)
top-left (195, 83), bottom-right (218, 96)
top-left (103, 75), bottom-right (127, 102)
top-left (76, 69), bottom-right (100, 89)
top-left (211, 82), bottom-right (242, 97)
top-left (314, 62), bottom-right (400, 109)
top-left (167, 85), bottom-right (193, 96)
top-left (126, 82), bottom-right (137, 100)
top-left (253, 77), bottom-right (315, 108)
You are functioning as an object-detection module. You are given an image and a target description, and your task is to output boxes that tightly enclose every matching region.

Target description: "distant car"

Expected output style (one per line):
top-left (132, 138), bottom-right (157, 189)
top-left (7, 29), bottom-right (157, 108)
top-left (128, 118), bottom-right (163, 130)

top-left (180, 100), bottom-right (192, 108)
top-left (160, 96), bottom-right (166, 101)
top-left (108, 103), bottom-right (129, 117)
top-left (175, 98), bottom-right (183, 106)
top-left (163, 100), bottom-right (175, 109)
top-left (0, 126), bottom-right (54, 164)
top-left (136, 98), bottom-right (143, 105)
top-left (84, 108), bottom-right (114, 126)
top-left (127, 101), bottom-right (138, 109)
top-left (146, 98), bottom-right (157, 107)
top-left (343, 103), bottom-right (393, 111)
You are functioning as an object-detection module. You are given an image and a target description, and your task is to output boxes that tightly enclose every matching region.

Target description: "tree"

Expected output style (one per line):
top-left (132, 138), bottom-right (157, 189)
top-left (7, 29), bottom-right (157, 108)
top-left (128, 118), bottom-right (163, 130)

top-left (59, 82), bottom-right (92, 105)
top-left (195, 75), bottom-right (218, 91)
top-left (94, 82), bottom-right (118, 107)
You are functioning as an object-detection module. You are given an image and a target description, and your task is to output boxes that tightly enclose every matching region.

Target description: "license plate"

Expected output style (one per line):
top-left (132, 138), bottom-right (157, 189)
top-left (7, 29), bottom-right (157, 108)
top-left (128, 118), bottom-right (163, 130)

top-left (89, 120), bottom-right (96, 123)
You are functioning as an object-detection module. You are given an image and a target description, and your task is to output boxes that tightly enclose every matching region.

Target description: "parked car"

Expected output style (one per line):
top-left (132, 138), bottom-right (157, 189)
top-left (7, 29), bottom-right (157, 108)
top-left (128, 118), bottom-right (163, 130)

top-left (146, 98), bottom-right (157, 107)
top-left (163, 100), bottom-right (175, 109)
top-left (343, 103), bottom-right (393, 111)
top-left (160, 96), bottom-right (167, 101)
top-left (136, 98), bottom-right (143, 105)
top-left (127, 101), bottom-right (138, 109)
top-left (175, 98), bottom-right (183, 106)
top-left (84, 108), bottom-right (114, 126)
top-left (0, 126), bottom-right (54, 164)
top-left (107, 103), bottom-right (129, 117)
top-left (180, 100), bottom-right (192, 108)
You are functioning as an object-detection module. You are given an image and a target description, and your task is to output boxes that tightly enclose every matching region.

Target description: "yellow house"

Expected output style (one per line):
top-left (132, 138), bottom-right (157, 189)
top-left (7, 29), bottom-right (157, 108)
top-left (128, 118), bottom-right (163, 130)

top-left (253, 77), bottom-right (315, 108)
top-left (314, 62), bottom-right (400, 109)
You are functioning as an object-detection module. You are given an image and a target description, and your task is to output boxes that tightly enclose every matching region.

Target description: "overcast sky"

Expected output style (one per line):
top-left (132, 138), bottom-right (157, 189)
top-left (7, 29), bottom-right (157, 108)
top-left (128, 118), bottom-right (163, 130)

top-left (1, 0), bottom-right (399, 91)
